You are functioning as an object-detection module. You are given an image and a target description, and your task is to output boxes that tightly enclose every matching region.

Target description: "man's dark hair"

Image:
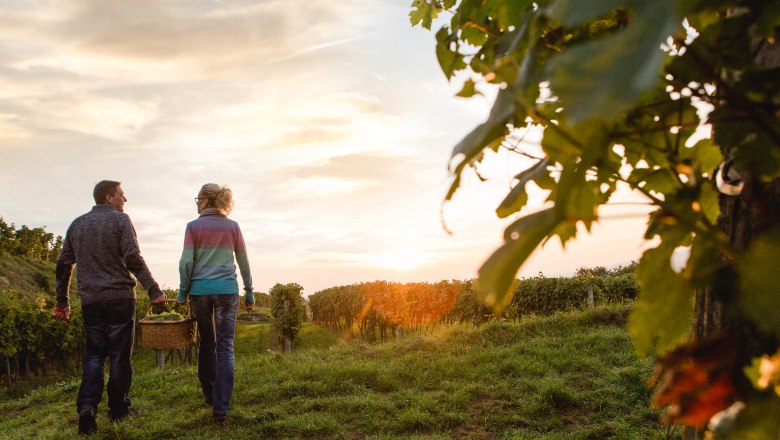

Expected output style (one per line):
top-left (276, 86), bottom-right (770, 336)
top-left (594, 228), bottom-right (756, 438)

top-left (93, 180), bottom-right (121, 204)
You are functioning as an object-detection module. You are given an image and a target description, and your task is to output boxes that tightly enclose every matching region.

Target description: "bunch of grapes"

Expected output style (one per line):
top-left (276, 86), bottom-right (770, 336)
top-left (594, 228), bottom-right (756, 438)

top-left (144, 311), bottom-right (184, 321)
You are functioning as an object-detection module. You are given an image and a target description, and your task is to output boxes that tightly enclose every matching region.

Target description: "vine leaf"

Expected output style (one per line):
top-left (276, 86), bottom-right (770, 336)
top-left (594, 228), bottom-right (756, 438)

top-left (409, 0), bottom-right (439, 29)
top-left (445, 88), bottom-right (515, 201)
top-left (547, 0), bottom-right (682, 122)
top-left (721, 397), bottom-right (780, 439)
top-left (546, 0), bottom-right (629, 26)
top-left (496, 159), bottom-right (549, 218)
top-left (737, 228), bottom-right (780, 338)
top-left (436, 28), bottom-right (467, 80)
top-left (476, 207), bottom-right (563, 311)
top-left (456, 79), bottom-right (479, 98)
top-left (629, 226), bottom-right (693, 357)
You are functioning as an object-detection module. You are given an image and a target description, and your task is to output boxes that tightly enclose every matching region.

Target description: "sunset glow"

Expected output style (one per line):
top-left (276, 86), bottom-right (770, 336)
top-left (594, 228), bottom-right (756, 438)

top-left (0, 0), bottom-right (650, 295)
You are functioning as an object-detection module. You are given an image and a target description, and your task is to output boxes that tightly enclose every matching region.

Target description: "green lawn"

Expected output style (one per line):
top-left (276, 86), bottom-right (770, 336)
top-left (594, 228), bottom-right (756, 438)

top-left (0, 306), bottom-right (680, 439)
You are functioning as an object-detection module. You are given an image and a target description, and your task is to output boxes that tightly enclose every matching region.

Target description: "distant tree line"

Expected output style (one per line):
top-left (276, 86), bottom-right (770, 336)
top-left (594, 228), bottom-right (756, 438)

top-left (0, 217), bottom-right (63, 261)
top-left (309, 264), bottom-right (639, 341)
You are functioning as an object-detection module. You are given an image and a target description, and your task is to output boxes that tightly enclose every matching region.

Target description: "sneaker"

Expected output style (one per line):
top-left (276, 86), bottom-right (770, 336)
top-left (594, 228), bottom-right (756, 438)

top-left (78, 409), bottom-right (97, 435)
top-left (108, 408), bottom-right (139, 423)
top-left (213, 414), bottom-right (226, 426)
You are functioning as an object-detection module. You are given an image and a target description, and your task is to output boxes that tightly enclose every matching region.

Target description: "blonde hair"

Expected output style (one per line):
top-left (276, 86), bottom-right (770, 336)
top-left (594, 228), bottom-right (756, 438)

top-left (198, 183), bottom-right (233, 215)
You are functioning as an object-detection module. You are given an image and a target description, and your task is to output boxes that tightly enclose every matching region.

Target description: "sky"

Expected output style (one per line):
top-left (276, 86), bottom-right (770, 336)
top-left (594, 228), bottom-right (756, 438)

top-left (0, 0), bottom-right (653, 296)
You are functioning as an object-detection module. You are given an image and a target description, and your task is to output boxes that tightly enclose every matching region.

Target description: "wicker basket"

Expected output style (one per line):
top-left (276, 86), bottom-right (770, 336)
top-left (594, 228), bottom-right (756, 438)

top-left (139, 301), bottom-right (197, 350)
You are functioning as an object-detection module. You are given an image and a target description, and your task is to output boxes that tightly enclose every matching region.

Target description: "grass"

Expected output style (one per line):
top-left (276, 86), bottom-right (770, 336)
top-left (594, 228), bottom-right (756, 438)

top-left (0, 253), bottom-right (65, 300)
top-left (0, 305), bottom-right (680, 439)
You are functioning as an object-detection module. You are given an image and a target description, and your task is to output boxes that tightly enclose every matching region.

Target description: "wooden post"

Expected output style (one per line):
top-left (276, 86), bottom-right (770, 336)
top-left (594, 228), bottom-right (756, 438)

top-left (156, 350), bottom-right (166, 369)
top-left (284, 300), bottom-right (292, 353)
top-left (6, 357), bottom-right (12, 388)
top-left (588, 288), bottom-right (595, 308)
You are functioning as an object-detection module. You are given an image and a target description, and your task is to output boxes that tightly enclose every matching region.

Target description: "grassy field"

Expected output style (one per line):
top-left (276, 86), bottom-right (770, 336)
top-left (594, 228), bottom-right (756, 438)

top-left (0, 305), bottom-right (679, 439)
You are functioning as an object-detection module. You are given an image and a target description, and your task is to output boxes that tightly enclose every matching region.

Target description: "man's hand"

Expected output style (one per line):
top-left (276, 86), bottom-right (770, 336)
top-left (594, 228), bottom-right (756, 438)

top-left (244, 300), bottom-right (254, 312)
top-left (150, 292), bottom-right (168, 304)
top-left (53, 306), bottom-right (70, 322)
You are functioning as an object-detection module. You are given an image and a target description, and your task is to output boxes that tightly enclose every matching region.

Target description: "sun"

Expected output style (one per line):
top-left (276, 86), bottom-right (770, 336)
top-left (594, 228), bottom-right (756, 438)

top-left (368, 248), bottom-right (428, 271)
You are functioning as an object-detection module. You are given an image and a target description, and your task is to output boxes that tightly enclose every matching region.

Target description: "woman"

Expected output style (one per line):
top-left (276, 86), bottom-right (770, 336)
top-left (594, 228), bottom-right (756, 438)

top-left (177, 183), bottom-right (254, 425)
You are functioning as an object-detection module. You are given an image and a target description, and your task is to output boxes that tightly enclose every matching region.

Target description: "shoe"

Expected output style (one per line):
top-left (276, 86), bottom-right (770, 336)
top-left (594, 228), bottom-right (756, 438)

top-left (78, 409), bottom-right (97, 435)
top-left (213, 414), bottom-right (226, 426)
top-left (108, 408), bottom-right (139, 423)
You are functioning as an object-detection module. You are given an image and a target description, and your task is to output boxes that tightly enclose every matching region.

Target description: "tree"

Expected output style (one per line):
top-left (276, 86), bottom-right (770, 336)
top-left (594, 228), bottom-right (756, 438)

top-left (412, 0), bottom-right (780, 437)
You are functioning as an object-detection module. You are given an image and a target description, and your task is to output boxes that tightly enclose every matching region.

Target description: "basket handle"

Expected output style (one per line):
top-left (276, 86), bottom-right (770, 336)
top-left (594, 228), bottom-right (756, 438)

top-left (147, 299), bottom-right (192, 319)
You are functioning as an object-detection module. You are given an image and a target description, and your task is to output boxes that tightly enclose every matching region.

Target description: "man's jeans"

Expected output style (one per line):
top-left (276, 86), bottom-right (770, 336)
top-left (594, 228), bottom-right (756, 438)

top-left (76, 298), bottom-right (136, 418)
top-left (190, 294), bottom-right (239, 417)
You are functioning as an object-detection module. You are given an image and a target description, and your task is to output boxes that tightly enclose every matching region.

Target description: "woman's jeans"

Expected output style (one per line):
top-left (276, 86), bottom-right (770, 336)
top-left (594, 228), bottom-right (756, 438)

top-left (190, 294), bottom-right (239, 417)
top-left (77, 298), bottom-right (136, 418)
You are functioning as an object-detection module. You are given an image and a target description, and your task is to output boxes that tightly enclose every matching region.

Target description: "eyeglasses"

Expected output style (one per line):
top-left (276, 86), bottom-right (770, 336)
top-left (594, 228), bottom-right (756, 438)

top-left (194, 197), bottom-right (205, 202)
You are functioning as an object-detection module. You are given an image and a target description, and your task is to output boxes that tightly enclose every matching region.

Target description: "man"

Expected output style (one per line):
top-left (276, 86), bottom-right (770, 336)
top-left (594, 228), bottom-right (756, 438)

top-left (53, 180), bottom-right (167, 435)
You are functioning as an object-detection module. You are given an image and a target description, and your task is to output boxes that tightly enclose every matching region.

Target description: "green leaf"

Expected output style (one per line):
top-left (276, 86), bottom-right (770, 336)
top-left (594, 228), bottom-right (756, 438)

top-left (487, 0), bottom-right (532, 29)
top-left (496, 159), bottom-right (549, 218)
top-left (477, 208), bottom-right (563, 311)
top-left (756, 1), bottom-right (780, 38)
top-left (737, 228), bottom-right (780, 338)
top-left (743, 356), bottom-right (763, 390)
top-left (684, 8), bottom-right (720, 33)
top-left (682, 233), bottom-right (721, 288)
top-left (456, 79), bottom-right (479, 98)
top-left (629, 226), bottom-right (693, 356)
top-left (446, 88), bottom-right (515, 201)
top-left (564, 173), bottom-right (598, 220)
top-left (436, 27), bottom-right (467, 80)
top-left (722, 397), bottom-right (780, 440)
top-left (548, 0), bottom-right (682, 122)
top-left (550, 220), bottom-right (578, 247)
top-left (699, 183), bottom-right (720, 225)
top-left (410, 0), bottom-right (439, 29)
top-left (545, 0), bottom-right (628, 26)
top-left (680, 138), bottom-right (723, 175)
top-left (631, 167), bottom-right (680, 194)
top-left (462, 26), bottom-right (488, 46)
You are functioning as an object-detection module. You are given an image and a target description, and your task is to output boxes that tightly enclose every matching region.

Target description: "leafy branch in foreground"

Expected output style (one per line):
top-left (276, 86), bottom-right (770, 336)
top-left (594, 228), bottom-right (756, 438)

top-left (413, 0), bottom-right (780, 437)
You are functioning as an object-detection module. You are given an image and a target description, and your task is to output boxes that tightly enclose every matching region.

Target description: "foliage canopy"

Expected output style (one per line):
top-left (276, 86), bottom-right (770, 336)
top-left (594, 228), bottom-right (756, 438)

top-left (412, 0), bottom-right (780, 436)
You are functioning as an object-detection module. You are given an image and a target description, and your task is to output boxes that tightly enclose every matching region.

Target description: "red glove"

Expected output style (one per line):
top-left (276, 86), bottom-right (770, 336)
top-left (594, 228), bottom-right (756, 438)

top-left (53, 306), bottom-right (71, 322)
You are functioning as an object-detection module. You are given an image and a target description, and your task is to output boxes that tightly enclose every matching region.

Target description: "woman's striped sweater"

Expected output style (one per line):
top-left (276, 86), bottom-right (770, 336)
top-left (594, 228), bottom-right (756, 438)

top-left (177, 208), bottom-right (253, 303)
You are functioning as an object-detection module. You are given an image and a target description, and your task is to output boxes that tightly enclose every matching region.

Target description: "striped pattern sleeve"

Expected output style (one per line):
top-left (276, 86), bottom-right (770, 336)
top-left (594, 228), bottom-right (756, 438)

top-left (177, 223), bottom-right (194, 302)
top-left (234, 223), bottom-right (253, 301)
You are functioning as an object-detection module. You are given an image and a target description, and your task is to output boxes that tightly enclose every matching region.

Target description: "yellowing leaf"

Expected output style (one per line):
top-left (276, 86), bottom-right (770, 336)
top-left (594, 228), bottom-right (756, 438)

top-left (456, 79), bottom-right (479, 98)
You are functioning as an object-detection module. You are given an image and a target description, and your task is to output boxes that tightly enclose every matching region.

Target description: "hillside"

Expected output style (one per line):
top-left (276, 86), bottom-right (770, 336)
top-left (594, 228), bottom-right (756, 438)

top-left (0, 252), bottom-right (59, 299)
top-left (0, 305), bottom-right (677, 439)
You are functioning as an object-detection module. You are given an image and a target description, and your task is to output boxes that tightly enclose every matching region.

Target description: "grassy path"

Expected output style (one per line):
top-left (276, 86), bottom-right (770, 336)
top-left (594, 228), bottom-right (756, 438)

top-left (0, 306), bottom-right (678, 439)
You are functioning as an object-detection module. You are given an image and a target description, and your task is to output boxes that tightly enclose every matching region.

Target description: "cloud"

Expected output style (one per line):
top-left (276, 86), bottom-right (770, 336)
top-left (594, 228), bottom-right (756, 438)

top-left (6, 0), bottom-right (365, 75)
